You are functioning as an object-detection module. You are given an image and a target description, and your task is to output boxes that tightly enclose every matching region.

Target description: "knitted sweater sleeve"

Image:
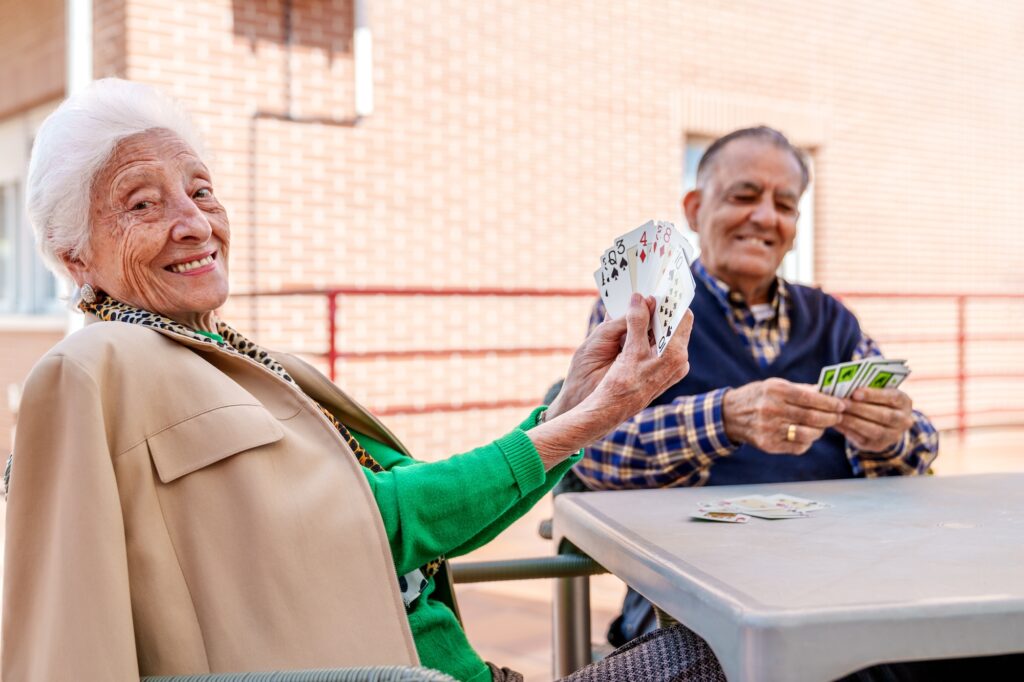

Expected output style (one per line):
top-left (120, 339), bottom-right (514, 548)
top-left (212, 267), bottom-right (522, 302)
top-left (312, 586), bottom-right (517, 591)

top-left (357, 408), bottom-right (581, 575)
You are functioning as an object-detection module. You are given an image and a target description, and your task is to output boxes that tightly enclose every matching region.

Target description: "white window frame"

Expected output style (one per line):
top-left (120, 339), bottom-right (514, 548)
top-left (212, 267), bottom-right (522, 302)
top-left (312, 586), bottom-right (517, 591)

top-left (0, 183), bottom-right (15, 312)
top-left (0, 103), bottom-right (64, 325)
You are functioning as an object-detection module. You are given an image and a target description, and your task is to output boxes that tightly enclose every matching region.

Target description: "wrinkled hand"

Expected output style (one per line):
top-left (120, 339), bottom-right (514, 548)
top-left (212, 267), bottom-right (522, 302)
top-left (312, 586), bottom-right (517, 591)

top-left (547, 299), bottom-right (646, 419)
top-left (530, 294), bottom-right (693, 467)
top-left (722, 378), bottom-right (845, 454)
top-left (835, 387), bottom-right (914, 452)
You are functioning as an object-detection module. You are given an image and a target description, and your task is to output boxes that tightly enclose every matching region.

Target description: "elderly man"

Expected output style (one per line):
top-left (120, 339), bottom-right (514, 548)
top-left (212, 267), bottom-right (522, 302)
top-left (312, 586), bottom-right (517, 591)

top-left (576, 126), bottom-right (939, 645)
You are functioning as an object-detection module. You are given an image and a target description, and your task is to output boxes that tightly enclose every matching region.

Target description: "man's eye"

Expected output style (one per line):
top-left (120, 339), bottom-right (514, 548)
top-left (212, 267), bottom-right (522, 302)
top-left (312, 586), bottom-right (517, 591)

top-left (193, 188), bottom-right (212, 199)
top-left (732, 194), bottom-right (757, 202)
top-left (131, 201), bottom-right (153, 211)
top-left (777, 203), bottom-right (797, 215)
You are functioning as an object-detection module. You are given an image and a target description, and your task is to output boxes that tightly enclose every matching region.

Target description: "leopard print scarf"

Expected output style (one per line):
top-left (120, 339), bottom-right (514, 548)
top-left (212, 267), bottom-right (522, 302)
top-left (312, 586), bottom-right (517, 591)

top-left (79, 294), bottom-right (441, 606)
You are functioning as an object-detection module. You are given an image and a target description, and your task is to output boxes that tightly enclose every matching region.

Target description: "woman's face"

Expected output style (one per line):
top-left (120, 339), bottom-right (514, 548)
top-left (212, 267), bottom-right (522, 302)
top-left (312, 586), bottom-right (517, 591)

top-left (69, 128), bottom-right (230, 328)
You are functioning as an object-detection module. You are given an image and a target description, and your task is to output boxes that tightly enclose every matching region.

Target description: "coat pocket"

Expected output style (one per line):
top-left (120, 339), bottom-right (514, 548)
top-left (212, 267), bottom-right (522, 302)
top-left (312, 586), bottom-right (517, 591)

top-left (147, 404), bottom-right (285, 483)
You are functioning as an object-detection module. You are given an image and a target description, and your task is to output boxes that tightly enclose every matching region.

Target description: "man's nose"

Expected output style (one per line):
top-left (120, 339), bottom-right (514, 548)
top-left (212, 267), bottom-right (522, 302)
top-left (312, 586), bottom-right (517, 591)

top-left (749, 195), bottom-right (779, 227)
top-left (168, 190), bottom-right (212, 242)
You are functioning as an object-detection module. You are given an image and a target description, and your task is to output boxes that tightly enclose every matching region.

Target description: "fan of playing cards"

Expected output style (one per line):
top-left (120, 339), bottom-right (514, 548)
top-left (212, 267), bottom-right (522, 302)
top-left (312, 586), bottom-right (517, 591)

top-left (595, 220), bottom-right (698, 355)
top-left (816, 358), bottom-right (910, 397)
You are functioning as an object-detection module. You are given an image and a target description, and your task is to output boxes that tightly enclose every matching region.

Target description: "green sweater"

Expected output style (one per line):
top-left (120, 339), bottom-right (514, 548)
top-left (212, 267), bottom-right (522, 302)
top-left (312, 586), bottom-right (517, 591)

top-left (354, 407), bottom-right (581, 682)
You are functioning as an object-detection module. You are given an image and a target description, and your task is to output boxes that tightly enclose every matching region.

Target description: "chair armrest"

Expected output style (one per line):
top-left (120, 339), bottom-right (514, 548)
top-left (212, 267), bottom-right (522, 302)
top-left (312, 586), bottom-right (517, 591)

top-left (450, 555), bottom-right (607, 583)
top-left (142, 665), bottom-right (456, 682)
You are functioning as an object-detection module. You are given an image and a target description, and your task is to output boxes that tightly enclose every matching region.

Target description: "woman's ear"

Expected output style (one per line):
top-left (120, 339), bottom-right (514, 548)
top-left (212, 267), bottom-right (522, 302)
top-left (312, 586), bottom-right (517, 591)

top-left (59, 250), bottom-right (88, 287)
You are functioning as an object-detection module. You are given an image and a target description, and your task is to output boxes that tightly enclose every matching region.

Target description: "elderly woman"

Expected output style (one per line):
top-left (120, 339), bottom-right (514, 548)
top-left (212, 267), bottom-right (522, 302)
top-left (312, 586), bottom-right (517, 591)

top-left (1, 79), bottom-right (723, 682)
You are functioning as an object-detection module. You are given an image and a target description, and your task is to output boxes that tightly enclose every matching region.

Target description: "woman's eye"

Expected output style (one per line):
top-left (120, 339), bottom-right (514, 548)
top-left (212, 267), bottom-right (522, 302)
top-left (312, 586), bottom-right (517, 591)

top-left (193, 188), bottom-right (212, 199)
top-left (131, 200), bottom-right (153, 211)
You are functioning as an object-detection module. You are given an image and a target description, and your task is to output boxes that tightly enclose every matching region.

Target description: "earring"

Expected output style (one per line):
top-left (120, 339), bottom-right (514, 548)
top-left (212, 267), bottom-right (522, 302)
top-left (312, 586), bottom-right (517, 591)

top-left (81, 283), bottom-right (97, 304)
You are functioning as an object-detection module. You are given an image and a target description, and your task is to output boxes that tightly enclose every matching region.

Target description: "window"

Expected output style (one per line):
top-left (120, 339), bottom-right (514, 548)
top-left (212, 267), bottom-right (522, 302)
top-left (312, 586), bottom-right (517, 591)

top-left (0, 180), bottom-right (59, 316)
top-left (682, 137), bottom-right (816, 285)
top-left (0, 186), bottom-right (12, 309)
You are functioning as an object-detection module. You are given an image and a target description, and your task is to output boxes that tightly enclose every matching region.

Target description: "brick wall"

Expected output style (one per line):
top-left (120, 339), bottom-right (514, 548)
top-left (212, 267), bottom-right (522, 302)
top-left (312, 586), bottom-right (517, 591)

top-left (0, 0), bottom-right (64, 119)
top-left (2, 0), bottom-right (1023, 453)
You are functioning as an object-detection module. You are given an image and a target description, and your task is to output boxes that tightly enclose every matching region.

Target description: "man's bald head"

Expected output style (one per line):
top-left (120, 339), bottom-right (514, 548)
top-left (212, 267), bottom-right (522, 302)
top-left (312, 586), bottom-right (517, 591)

top-left (696, 127), bottom-right (810, 193)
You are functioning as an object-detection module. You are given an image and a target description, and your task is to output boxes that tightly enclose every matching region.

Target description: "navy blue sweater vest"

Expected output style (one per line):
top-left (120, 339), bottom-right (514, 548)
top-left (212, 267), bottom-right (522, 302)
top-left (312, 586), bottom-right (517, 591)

top-left (650, 272), bottom-right (862, 485)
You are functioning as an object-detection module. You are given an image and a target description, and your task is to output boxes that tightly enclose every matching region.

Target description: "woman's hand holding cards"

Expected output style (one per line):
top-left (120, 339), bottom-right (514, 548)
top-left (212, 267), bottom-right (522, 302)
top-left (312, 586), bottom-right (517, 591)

top-left (531, 294), bottom-right (692, 469)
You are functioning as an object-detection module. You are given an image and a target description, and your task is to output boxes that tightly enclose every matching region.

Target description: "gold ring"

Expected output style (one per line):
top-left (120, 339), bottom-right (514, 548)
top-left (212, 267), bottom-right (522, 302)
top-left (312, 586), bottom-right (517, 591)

top-left (786, 424), bottom-right (797, 442)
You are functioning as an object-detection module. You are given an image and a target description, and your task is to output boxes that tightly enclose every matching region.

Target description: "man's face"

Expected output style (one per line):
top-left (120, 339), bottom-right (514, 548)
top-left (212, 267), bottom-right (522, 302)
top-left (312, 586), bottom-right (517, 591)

top-left (684, 138), bottom-right (804, 294)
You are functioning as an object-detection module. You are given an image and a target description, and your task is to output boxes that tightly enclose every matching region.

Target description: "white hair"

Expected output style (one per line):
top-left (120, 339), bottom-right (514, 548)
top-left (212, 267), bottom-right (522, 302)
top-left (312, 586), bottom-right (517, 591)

top-left (26, 78), bottom-right (206, 283)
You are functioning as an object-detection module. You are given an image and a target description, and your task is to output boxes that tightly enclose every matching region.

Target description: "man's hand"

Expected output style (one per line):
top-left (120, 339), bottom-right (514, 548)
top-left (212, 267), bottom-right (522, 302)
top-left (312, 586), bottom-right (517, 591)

top-left (835, 387), bottom-right (914, 453)
top-left (722, 378), bottom-right (845, 454)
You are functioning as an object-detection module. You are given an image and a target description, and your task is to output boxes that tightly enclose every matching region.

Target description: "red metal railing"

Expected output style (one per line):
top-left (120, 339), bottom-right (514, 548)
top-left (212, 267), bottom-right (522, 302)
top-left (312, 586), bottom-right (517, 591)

top-left (233, 287), bottom-right (1024, 433)
top-left (233, 286), bottom-right (594, 417)
top-left (833, 292), bottom-right (1024, 434)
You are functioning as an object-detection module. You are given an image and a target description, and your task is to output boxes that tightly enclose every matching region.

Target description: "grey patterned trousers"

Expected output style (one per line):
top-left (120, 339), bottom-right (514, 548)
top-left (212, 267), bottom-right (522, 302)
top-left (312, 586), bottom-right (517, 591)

top-left (488, 624), bottom-right (726, 682)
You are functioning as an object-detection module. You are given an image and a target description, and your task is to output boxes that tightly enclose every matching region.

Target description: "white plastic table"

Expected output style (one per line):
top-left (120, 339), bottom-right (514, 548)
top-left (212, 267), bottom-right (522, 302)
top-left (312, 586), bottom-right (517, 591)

top-left (553, 474), bottom-right (1024, 681)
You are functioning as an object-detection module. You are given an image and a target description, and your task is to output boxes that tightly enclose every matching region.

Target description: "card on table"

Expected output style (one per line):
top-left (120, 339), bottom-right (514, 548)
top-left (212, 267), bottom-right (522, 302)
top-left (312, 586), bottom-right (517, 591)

top-left (764, 493), bottom-right (831, 511)
top-left (695, 493), bottom-right (829, 522)
top-left (691, 510), bottom-right (750, 523)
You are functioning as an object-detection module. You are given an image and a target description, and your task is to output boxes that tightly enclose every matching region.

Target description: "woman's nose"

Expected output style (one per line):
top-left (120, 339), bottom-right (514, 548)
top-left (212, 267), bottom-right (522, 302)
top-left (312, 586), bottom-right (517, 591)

top-left (168, 191), bottom-right (212, 242)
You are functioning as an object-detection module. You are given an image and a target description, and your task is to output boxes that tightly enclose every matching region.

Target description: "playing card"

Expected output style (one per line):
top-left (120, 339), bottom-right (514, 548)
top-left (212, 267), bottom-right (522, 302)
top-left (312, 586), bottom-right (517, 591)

top-left (714, 495), bottom-right (785, 512)
top-left (741, 509), bottom-right (809, 519)
top-left (691, 510), bottom-right (750, 523)
top-left (763, 494), bottom-right (831, 511)
top-left (619, 221), bottom-right (657, 289)
top-left (816, 364), bottom-right (840, 395)
top-left (698, 493), bottom-right (829, 521)
top-left (864, 367), bottom-right (911, 390)
top-left (635, 220), bottom-right (679, 294)
top-left (635, 229), bottom-right (666, 295)
top-left (653, 244), bottom-right (696, 356)
top-left (850, 359), bottom-right (904, 390)
top-left (830, 360), bottom-right (866, 398)
top-left (698, 502), bottom-right (806, 519)
top-left (854, 360), bottom-right (909, 391)
top-left (594, 240), bottom-right (635, 319)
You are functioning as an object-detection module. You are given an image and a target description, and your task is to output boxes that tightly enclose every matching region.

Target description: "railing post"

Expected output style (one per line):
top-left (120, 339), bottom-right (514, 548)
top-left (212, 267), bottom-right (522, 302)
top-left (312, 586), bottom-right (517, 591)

top-left (327, 291), bottom-right (338, 382)
top-left (957, 295), bottom-right (966, 436)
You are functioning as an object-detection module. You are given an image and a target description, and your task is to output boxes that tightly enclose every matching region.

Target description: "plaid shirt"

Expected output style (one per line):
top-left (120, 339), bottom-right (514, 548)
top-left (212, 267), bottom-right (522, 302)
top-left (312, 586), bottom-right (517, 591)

top-left (576, 261), bottom-right (939, 490)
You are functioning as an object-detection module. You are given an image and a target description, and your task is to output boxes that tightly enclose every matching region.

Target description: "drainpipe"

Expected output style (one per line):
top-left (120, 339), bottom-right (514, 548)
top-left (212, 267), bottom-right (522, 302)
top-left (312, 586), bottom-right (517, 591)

top-left (65, 0), bottom-right (92, 335)
top-left (354, 0), bottom-right (373, 118)
top-left (247, 1), bottom-right (371, 332)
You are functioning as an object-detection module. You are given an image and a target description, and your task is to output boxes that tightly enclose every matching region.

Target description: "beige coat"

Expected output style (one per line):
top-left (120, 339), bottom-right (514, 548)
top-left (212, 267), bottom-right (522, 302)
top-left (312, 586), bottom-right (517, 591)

top-left (2, 319), bottom-right (420, 680)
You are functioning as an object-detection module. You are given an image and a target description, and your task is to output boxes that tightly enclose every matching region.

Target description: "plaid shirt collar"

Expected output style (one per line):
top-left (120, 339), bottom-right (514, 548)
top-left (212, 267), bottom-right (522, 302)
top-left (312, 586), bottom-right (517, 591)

top-left (693, 259), bottom-right (787, 315)
top-left (692, 259), bottom-right (790, 364)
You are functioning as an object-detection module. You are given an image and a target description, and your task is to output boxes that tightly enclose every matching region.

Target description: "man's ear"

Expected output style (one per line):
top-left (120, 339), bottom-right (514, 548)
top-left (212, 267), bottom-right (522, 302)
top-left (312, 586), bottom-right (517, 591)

top-left (682, 189), bottom-right (702, 232)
